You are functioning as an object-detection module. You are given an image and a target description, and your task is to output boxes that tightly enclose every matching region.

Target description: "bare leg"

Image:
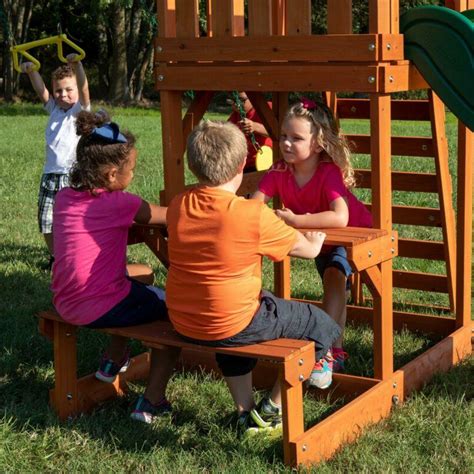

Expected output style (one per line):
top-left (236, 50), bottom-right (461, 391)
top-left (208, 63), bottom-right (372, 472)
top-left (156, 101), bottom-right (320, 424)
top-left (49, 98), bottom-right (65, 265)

top-left (144, 346), bottom-right (181, 405)
top-left (44, 233), bottom-right (54, 255)
top-left (126, 263), bottom-right (154, 285)
top-left (106, 335), bottom-right (129, 361)
top-left (224, 372), bottom-right (255, 415)
top-left (270, 379), bottom-right (282, 406)
top-left (322, 267), bottom-right (347, 348)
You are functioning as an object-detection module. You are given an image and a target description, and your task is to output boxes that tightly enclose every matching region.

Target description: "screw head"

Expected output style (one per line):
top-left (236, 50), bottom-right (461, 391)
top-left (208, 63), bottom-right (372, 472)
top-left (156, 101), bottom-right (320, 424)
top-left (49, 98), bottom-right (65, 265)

top-left (368, 76), bottom-right (375, 84)
top-left (387, 43), bottom-right (392, 50)
top-left (66, 393), bottom-right (73, 400)
top-left (422, 144), bottom-right (428, 151)
top-left (351, 106), bottom-right (357, 113)
top-left (368, 251), bottom-right (372, 257)
top-left (158, 75), bottom-right (164, 81)
top-left (389, 75), bottom-right (394, 83)
top-left (368, 43), bottom-right (375, 52)
top-left (302, 444), bottom-right (307, 452)
top-left (156, 46), bottom-right (162, 53)
top-left (299, 374), bottom-right (304, 381)
top-left (392, 395), bottom-right (399, 405)
top-left (298, 358), bottom-right (304, 366)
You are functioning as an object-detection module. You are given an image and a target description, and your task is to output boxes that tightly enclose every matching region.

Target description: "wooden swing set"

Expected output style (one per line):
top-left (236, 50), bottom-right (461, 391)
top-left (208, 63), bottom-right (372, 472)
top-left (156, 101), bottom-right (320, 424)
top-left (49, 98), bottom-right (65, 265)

top-left (148, 0), bottom-right (473, 465)
top-left (37, 0), bottom-right (473, 468)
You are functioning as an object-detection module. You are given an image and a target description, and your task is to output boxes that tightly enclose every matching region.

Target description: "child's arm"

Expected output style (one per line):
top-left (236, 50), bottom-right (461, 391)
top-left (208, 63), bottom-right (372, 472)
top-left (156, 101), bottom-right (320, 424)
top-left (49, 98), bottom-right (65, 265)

top-left (20, 62), bottom-right (49, 104)
top-left (277, 196), bottom-right (349, 228)
top-left (289, 231), bottom-right (326, 259)
top-left (67, 54), bottom-right (90, 108)
top-left (251, 190), bottom-right (271, 203)
top-left (134, 200), bottom-right (167, 225)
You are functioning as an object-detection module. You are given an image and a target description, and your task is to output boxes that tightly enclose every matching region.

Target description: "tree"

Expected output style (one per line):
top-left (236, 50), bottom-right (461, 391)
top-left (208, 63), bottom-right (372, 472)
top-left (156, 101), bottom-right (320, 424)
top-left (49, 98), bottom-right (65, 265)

top-left (0, 0), bottom-right (34, 101)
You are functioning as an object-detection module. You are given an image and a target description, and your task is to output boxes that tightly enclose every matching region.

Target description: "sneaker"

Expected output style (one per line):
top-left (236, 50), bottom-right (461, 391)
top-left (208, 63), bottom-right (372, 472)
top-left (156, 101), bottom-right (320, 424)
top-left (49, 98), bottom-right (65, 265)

top-left (308, 350), bottom-right (334, 389)
top-left (237, 398), bottom-right (282, 436)
top-left (95, 350), bottom-right (130, 383)
top-left (332, 348), bottom-right (349, 373)
top-left (130, 395), bottom-right (172, 424)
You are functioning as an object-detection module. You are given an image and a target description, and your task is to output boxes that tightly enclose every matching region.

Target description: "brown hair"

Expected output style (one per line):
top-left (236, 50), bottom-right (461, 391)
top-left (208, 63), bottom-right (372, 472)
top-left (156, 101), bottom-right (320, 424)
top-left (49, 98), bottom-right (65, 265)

top-left (187, 120), bottom-right (247, 186)
top-left (69, 110), bottom-right (136, 192)
top-left (285, 102), bottom-right (355, 189)
top-left (51, 64), bottom-right (75, 82)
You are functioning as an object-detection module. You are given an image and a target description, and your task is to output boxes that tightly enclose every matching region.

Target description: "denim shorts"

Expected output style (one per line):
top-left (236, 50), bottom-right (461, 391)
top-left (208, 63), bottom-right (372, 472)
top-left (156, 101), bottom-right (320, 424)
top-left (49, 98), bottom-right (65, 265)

top-left (86, 279), bottom-right (168, 329)
top-left (316, 245), bottom-right (353, 283)
top-left (182, 290), bottom-right (341, 377)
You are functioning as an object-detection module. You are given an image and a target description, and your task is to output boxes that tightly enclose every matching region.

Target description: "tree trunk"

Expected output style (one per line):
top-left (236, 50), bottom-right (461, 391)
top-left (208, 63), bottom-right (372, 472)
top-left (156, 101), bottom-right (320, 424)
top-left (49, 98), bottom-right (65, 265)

top-left (108, 1), bottom-right (129, 103)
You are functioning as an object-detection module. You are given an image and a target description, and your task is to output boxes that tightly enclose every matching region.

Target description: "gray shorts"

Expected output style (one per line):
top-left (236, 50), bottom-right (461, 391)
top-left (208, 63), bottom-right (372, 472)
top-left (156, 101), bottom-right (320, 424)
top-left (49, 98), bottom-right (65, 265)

top-left (182, 290), bottom-right (341, 377)
top-left (37, 173), bottom-right (69, 233)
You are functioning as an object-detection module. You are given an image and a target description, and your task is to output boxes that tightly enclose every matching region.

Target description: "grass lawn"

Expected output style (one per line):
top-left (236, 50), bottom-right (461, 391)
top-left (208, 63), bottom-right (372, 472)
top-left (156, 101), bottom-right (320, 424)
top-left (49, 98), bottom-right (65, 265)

top-left (0, 103), bottom-right (472, 472)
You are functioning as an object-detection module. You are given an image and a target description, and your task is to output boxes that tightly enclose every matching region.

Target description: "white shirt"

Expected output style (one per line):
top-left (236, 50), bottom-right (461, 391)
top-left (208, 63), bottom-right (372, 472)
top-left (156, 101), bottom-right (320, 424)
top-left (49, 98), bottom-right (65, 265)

top-left (43, 99), bottom-right (89, 174)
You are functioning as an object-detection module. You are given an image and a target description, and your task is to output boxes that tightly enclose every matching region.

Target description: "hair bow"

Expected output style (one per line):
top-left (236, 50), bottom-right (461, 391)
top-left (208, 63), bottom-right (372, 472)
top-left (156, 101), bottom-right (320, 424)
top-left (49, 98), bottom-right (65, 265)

top-left (91, 122), bottom-right (127, 144)
top-left (301, 97), bottom-right (317, 110)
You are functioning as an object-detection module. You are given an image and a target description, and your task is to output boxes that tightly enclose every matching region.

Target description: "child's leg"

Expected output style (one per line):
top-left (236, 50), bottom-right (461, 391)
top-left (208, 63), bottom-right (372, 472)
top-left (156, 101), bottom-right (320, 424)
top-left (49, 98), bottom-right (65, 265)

top-left (126, 263), bottom-right (154, 286)
top-left (224, 373), bottom-right (255, 415)
top-left (43, 233), bottom-right (54, 255)
top-left (106, 335), bottom-right (129, 362)
top-left (322, 267), bottom-right (347, 348)
top-left (145, 346), bottom-right (181, 405)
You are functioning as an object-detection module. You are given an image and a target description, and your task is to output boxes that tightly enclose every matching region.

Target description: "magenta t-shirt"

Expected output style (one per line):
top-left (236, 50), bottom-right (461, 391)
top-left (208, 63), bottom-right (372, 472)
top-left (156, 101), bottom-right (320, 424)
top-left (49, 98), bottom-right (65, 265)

top-left (258, 160), bottom-right (372, 228)
top-left (51, 187), bottom-right (142, 325)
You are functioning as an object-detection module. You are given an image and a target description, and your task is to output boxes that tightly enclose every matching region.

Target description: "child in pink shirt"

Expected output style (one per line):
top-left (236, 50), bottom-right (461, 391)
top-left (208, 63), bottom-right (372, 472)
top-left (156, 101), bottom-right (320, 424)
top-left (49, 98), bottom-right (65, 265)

top-left (253, 99), bottom-right (372, 374)
top-left (51, 110), bottom-right (180, 423)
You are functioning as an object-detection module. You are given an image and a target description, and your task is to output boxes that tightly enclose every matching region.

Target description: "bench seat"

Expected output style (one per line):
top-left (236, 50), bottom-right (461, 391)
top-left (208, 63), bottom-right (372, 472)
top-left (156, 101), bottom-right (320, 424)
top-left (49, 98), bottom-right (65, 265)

top-left (37, 308), bottom-right (315, 463)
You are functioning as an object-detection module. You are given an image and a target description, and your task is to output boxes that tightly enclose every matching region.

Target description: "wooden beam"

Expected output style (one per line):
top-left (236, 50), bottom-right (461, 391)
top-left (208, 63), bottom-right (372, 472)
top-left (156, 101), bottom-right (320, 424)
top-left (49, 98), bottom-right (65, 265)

top-left (154, 63), bottom-right (412, 93)
top-left (154, 34), bottom-right (404, 62)
top-left (456, 123), bottom-right (473, 328)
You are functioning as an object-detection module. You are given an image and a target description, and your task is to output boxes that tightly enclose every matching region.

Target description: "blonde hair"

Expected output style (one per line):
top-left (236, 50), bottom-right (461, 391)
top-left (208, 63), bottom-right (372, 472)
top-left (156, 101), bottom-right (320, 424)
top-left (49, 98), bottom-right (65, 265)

top-left (285, 102), bottom-right (355, 189)
top-left (187, 120), bottom-right (247, 186)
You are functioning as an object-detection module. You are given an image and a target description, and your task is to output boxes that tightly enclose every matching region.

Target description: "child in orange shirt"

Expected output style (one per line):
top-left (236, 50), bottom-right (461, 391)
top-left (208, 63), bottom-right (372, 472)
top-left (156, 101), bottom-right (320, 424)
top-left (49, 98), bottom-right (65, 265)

top-left (166, 120), bottom-right (341, 435)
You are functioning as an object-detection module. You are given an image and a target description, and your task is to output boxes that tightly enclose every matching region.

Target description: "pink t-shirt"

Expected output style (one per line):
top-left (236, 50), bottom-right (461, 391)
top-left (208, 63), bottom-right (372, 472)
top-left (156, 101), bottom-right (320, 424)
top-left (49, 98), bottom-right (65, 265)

top-left (258, 160), bottom-right (372, 228)
top-left (51, 187), bottom-right (142, 325)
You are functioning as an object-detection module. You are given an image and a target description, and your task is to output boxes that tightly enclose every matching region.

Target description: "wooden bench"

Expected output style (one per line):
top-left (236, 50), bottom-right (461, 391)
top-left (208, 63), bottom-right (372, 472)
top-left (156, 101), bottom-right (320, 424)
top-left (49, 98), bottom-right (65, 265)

top-left (37, 308), bottom-right (315, 463)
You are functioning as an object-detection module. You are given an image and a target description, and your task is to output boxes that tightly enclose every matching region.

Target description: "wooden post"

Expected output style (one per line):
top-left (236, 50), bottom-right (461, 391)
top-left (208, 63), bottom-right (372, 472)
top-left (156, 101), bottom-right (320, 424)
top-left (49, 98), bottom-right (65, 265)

top-left (455, 123), bottom-right (473, 328)
top-left (370, 94), bottom-right (393, 380)
top-left (428, 90), bottom-right (457, 311)
top-left (327, 0), bottom-right (352, 34)
top-left (51, 322), bottom-right (78, 420)
top-left (369, 0), bottom-right (399, 34)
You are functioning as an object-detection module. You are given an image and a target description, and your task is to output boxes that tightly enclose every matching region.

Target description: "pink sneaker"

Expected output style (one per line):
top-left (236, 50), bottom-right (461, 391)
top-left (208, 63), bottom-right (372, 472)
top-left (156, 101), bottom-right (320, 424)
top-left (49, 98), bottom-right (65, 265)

top-left (308, 350), bottom-right (334, 389)
top-left (332, 348), bottom-right (349, 373)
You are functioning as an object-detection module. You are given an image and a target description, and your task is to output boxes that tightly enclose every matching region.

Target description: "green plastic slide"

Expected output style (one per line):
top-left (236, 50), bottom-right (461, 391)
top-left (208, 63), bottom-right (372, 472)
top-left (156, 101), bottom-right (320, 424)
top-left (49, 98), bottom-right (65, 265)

top-left (400, 6), bottom-right (474, 131)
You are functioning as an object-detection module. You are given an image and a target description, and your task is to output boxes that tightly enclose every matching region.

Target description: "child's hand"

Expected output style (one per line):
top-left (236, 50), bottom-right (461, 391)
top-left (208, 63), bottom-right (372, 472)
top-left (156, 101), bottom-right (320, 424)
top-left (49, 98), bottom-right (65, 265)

top-left (20, 62), bottom-right (35, 74)
top-left (304, 231), bottom-right (326, 256)
top-left (276, 207), bottom-right (296, 226)
top-left (239, 118), bottom-right (254, 135)
top-left (66, 53), bottom-right (80, 64)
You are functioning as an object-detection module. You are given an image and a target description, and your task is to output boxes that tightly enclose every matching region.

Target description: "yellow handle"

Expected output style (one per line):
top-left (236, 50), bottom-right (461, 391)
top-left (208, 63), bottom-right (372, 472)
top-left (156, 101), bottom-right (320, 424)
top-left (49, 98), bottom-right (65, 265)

top-left (255, 145), bottom-right (273, 171)
top-left (11, 34), bottom-right (86, 73)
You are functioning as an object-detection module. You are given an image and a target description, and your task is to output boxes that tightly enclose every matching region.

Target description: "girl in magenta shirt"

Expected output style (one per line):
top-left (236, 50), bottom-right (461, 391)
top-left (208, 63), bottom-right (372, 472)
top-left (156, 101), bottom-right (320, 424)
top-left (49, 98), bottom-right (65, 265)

top-left (253, 99), bottom-right (372, 374)
top-left (51, 110), bottom-right (179, 423)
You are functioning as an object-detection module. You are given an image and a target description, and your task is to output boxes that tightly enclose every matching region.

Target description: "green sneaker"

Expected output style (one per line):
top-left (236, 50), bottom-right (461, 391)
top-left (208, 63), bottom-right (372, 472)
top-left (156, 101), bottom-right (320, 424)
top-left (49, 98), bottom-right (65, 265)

top-left (237, 398), bottom-right (282, 436)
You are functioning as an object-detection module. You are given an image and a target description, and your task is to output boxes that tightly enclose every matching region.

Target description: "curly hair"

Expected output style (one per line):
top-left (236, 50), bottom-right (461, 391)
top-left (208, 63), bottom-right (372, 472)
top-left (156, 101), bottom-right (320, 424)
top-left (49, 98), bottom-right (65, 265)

top-left (51, 64), bottom-right (75, 82)
top-left (285, 101), bottom-right (355, 189)
top-left (69, 110), bottom-right (136, 192)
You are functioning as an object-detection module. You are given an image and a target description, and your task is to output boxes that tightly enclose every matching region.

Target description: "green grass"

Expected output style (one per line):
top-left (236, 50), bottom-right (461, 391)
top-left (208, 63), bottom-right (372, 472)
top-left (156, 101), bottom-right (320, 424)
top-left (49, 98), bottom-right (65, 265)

top-left (0, 103), bottom-right (472, 472)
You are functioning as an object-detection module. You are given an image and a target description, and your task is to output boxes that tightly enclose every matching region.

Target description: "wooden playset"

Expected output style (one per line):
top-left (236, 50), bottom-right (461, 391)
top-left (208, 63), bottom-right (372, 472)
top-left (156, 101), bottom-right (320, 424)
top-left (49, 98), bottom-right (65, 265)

top-left (37, 0), bottom-right (473, 468)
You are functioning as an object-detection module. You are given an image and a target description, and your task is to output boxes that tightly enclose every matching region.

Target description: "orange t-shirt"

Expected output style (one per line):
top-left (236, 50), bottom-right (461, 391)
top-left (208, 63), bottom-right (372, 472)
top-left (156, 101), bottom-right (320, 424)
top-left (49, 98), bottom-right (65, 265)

top-left (166, 187), bottom-right (298, 340)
